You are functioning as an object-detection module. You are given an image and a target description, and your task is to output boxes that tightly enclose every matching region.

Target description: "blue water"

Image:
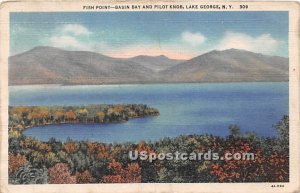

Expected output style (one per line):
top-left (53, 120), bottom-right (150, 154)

top-left (9, 83), bottom-right (288, 143)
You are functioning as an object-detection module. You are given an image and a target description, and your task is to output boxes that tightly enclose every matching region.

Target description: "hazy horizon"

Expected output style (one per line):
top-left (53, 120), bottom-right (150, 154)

top-left (10, 45), bottom-right (288, 61)
top-left (10, 11), bottom-right (288, 59)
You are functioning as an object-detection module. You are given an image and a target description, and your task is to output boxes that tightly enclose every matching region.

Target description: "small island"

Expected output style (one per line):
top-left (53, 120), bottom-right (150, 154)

top-left (9, 104), bottom-right (160, 131)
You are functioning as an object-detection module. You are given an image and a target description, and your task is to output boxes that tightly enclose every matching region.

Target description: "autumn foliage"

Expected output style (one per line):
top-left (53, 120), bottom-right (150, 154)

top-left (8, 153), bottom-right (27, 174)
top-left (8, 112), bottom-right (289, 184)
top-left (65, 111), bottom-right (77, 121)
top-left (48, 163), bottom-right (76, 184)
top-left (265, 152), bottom-right (289, 182)
top-left (102, 160), bottom-right (141, 183)
top-left (135, 141), bottom-right (154, 154)
top-left (210, 139), bottom-right (265, 182)
top-left (63, 142), bottom-right (79, 154)
top-left (76, 170), bottom-right (94, 183)
top-left (9, 105), bottom-right (159, 131)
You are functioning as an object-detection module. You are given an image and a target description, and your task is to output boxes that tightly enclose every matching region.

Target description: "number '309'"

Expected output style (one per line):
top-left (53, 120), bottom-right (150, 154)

top-left (240, 5), bottom-right (248, 9)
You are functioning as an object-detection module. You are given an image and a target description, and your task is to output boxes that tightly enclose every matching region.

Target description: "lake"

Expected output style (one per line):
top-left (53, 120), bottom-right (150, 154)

top-left (9, 82), bottom-right (288, 143)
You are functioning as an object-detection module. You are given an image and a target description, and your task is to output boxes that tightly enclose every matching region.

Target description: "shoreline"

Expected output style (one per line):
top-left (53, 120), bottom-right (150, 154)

top-left (9, 104), bottom-right (160, 133)
top-left (18, 114), bottom-right (159, 132)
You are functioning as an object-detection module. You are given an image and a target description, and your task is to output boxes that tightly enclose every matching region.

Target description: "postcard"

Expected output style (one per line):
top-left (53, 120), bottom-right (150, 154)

top-left (0, 1), bottom-right (299, 193)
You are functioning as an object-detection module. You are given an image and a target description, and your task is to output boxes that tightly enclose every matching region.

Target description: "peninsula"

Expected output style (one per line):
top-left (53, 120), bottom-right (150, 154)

top-left (9, 104), bottom-right (160, 131)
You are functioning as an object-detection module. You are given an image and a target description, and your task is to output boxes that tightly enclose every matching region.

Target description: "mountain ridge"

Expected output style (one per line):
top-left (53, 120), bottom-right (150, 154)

top-left (159, 48), bottom-right (288, 83)
top-left (9, 46), bottom-right (288, 85)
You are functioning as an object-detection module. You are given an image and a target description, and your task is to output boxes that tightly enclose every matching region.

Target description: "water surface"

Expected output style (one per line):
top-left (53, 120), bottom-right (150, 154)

top-left (9, 83), bottom-right (288, 143)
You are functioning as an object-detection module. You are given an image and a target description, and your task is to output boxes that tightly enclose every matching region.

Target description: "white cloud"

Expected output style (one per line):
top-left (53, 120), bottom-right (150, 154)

top-left (181, 31), bottom-right (206, 47)
top-left (48, 24), bottom-right (94, 51)
top-left (216, 31), bottom-right (281, 55)
top-left (62, 24), bottom-right (91, 36)
top-left (50, 35), bottom-right (92, 51)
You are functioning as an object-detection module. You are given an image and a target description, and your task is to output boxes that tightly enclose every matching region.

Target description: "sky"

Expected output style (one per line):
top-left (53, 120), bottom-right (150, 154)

top-left (10, 11), bottom-right (288, 59)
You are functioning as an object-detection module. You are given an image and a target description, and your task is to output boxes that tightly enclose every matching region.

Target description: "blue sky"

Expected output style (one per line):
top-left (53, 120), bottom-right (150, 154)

top-left (10, 11), bottom-right (288, 59)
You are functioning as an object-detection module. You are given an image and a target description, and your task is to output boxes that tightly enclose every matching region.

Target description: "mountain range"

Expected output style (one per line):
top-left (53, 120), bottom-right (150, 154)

top-left (9, 46), bottom-right (288, 85)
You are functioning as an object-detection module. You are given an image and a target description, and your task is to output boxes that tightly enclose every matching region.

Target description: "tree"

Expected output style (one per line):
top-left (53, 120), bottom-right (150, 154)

top-left (76, 170), bottom-right (94, 184)
top-left (9, 163), bottom-right (48, 184)
top-left (48, 163), bottom-right (76, 184)
top-left (101, 160), bottom-right (141, 183)
top-left (9, 153), bottom-right (27, 175)
top-left (135, 141), bottom-right (154, 154)
top-left (39, 107), bottom-right (50, 124)
top-left (123, 163), bottom-right (141, 183)
top-left (76, 170), bottom-right (94, 183)
top-left (63, 142), bottom-right (79, 154)
top-left (44, 152), bottom-right (59, 167)
top-left (265, 152), bottom-right (289, 182)
top-left (210, 140), bottom-right (265, 182)
top-left (97, 112), bottom-right (105, 122)
top-left (54, 110), bottom-right (65, 123)
top-left (38, 143), bottom-right (51, 154)
top-left (77, 108), bottom-right (88, 122)
top-left (273, 115), bottom-right (289, 152)
top-left (114, 105), bottom-right (123, 113)
top-left (65, 111), bottom-right (77, 122)
top-left (31, 108), bottom-right (42, 125)
top-left (96, 144), bottom-right (109, 159)
top-left (229, 124), bottom-right (241, 137)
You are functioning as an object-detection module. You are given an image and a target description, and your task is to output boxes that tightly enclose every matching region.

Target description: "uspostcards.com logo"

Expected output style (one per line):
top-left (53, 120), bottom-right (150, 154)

top-left (128, 150), bottom-right (255, 162)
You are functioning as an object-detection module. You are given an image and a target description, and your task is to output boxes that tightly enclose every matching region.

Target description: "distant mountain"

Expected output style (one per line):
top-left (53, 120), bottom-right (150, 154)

top-left (159, 49), bottom-right (288, 82)
top-left (9, 46), bottom-right (154, 85)
top-left (9, 47), bottom-right (288, 85)
top-left (129, 55), bottom-right (184, 72)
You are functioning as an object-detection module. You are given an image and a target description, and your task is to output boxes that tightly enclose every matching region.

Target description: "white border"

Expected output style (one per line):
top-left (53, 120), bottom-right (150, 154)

top-left (0, 1), bottom-right (299, 193)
